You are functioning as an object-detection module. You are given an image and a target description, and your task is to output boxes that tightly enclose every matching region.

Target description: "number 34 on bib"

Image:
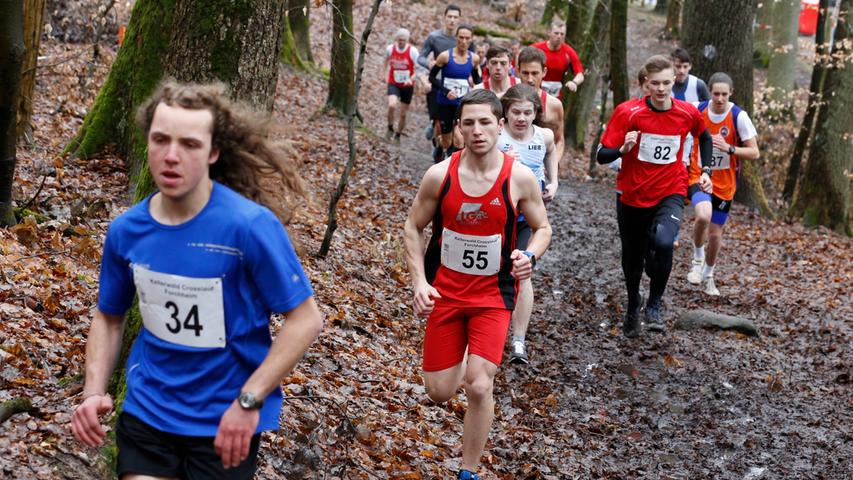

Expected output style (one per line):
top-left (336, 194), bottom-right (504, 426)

top-left (133, 265), bottom-right (227, 349)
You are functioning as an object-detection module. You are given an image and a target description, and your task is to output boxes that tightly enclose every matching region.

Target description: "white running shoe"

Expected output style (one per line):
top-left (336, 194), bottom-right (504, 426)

top-left (509, 341), bottom-right (529, 364)
top-left (704, 275), bottom-right (720, 296)
top-left (687, 259), bottom-right (704, 284)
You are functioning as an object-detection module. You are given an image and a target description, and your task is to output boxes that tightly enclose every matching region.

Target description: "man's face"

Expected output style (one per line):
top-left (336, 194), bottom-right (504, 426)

top-left (147, 103), bottom-right (219, 201)
top-left (674, 60), bottom-right (691, 83)
top-left (647, 69), bottom-right (676, 103)
top-left (456, 28), bottom-right (472, 51)
top-left (487, 54), bottom-right (510, 82)
top-left (444, 9), bottom-right (460, 33)
top-left (518, 61), bottom-right (545, 89)
top-left (395, 36), bottom-right (408, 49)
top-left (710, 82), bottom-right (732, 111)
top-left (458, 103), bottom-right (502, 155)
top-left (511, 43), bottom-right (520, 56)
top-left (548, 26), bottom-right (566, 47)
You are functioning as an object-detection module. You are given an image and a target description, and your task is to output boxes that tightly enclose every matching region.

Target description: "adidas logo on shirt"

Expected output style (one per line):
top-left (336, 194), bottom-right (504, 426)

top-left (490, 197), bottom-right (501, 206)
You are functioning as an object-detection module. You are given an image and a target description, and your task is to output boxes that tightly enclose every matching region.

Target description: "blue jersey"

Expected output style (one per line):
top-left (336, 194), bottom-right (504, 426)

top-left (437, 49), bottom-right (473, 106)
top-left (98, 182), bottom-right (314, 436)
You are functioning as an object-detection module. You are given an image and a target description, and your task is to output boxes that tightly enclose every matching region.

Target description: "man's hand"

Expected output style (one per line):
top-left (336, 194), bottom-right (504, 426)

top-left (447, 90), bottom-right (459, 101)
top-left (711, 133), bottom-right (729, 152)
top-left (71, 394), bottom-right (114, 447)
top-left (621, 131), bottom-right (639, 154)
top-left (700, 172), bottom-right (713, 194)
top-left (565, 80), bottom-right (578, 92)
top-left (543, 182), bottom-right (558, 203)
top-left (510, 250), bottom-right (533, 280)
top-left (413, 282), bottom-right (441, 317)
top-left (214, 401), bottom-right (259, 469)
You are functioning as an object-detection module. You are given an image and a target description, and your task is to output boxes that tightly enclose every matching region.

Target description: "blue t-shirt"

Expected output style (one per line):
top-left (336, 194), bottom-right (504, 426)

top-left (98, 182), bottom-right (314, 436)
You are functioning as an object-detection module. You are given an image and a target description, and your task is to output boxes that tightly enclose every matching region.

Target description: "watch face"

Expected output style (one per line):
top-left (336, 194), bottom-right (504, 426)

top-left (239, 392), bottom-right (256, 409)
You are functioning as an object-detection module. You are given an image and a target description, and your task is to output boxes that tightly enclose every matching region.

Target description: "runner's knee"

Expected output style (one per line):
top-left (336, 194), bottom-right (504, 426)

top-left (463, 372), bottom-right (493, 403)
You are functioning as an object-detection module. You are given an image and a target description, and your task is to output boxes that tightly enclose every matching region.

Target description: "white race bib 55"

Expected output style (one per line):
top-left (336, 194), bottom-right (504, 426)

top-left (133, 265), bottom-right (226, 349)
top-left (440, 229), bottom-right (501, 276)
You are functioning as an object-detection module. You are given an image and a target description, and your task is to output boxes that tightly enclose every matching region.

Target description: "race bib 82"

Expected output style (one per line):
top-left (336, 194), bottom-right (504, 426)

top-left (638, 133), bottom-right (681, 165)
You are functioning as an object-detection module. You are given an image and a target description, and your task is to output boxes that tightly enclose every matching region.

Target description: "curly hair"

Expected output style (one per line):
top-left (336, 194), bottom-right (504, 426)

top-left (136, 80), bottom-right (306, 222)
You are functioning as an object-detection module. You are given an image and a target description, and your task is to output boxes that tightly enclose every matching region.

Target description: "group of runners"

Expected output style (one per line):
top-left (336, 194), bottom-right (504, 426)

top-left (67, 5), bottom-right (759, 480)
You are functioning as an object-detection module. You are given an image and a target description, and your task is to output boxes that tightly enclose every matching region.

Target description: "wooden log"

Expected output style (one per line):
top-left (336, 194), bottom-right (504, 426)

top-left (0, 397), bottom-right (32, 424)
top-left (675, 309), bottom-right (759, 337)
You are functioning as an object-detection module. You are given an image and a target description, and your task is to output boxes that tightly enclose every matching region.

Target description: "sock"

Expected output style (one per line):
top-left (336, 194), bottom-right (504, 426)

top-left (512, 335), bottom-right (525, 345)
top-left (693, 245), bottom-right (705, 261)
top-left (702, 263), bottom-right (715, 278)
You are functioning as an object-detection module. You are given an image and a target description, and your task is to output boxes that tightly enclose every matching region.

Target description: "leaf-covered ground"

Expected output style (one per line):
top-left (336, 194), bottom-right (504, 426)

top-left (1, 1), bottom-right (850, 479)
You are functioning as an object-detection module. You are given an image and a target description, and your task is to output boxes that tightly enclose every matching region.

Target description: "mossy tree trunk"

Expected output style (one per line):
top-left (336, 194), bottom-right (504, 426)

top-left (754, 0), bottom-right (773, 67)
top-left (565, 0), bottom-right (610, 149)
top-left (784, 0), bottom-right (830, 201)
top-left (665, 0), bottom-right (682, 38)
top-left (609, 0), bottom-right (629, 105)
top-left (541, 0), bottom-right (567, 25)
top-left (17, 0), bottom-right (45, 141)
top-left (683, 0), bottom-right (771, 216)
top-left (655, 0), bottom-right (668, 13)
top-left (793, 0), bottom-right (852, 234)
top-left (281, 6), bottom-right (306, 69)
top-left (766, 0), bottom-right (799, 116)
top-left (290, 0), bottom-right (313, 64)
top-left (566, 0), bottom-right (592, 47)
top-left (326, 0), bottom-right (355, 115)
top-left (0, 0), bottom-right (25, 227)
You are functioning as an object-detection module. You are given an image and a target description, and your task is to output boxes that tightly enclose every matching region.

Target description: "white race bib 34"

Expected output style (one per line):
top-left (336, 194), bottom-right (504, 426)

top-left (133, 265), bottom-right (227, 349)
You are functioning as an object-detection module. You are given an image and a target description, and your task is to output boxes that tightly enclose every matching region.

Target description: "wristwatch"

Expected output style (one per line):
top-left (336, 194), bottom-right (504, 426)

top-left (727, 145), bottom-right (736, 155)
top-left (702, 166), bottom-right (712, 177)
top-left (523, 250), bottom-right (537, 267)
top-left (238, 392), bottom-right (264, 410)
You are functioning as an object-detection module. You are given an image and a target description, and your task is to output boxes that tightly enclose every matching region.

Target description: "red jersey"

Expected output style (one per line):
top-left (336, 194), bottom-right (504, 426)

top-left (532, 41), bottom-right (583, 97)
top-left (387, 44), bottom-right (414, 87)
top-left (601, 97), bottom-right (706, 208)
top-left (483, 75), bottom-right (518, 92)
top-left (424, 151), bottom-right (519, 310)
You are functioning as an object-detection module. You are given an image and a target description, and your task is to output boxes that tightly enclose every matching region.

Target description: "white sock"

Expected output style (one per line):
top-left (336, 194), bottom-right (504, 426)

top-left (702, 264), bottom-right (715, 278)
top-left (693, 246), bottom-right (705, 261)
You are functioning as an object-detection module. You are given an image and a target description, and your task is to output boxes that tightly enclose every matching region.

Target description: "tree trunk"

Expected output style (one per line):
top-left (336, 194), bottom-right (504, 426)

top-left (565, 0), bottom-right (610, 149)
top-left (326, 0), bottom-right (355, 115)
top-left (0, 0), bottom-right (25, 227)
top-left (68, 0), bottom-right (284, 197)
top-left (754, 0), bottom-right (774, 67)
top-left (655, 0), bottom-right (668, 13)
top-left (784, 0), bottom-right (830, 201)
top-left (566, 0), bottom-right (592, 47)
top-left (682, 0), bottom-right (772, 216)
top-left (17, 0), bottom-right (45, 141)
top-left (793, 0), bottom-right (852, 234)
top-left (766, 0), bottom-right (799, 115)
top-left (665, 0), bottom-right (682, 38)
top-left (281, 7), bottom-right (305, 69)
top-left (319, 0), bottom-right (384, 257)
top-left (588, 70), bottom-right (610, 177)
top-left (609, 0), bottom-right (629, 105)
top-left (541, 0), bottom-right (565, 25)
top-left (290, 0), bottom-right (313, 64)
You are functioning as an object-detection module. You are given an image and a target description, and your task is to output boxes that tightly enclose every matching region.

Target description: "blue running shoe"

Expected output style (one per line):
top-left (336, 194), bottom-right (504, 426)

top-left (457, 470), bottom-right (479, 480)
top-left (424, 124), bottom-right (434, 141)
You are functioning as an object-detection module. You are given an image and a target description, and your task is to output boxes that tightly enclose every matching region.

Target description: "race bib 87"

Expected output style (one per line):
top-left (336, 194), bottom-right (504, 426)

top-left (709, 148), bottom-right (731, 170)
top-left (638, 133), bottom-right (681, 165)
top-left (133, 265), bottom-right (227, 349)
top-left (440, 229), bottom-right (502, 276)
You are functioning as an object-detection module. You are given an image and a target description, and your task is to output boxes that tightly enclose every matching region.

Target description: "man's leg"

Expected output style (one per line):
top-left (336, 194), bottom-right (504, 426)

top-left (386, 94), bottom-right (398, 139)
top-left (397, 103), bottom-right (410, 139)
top-left (701, 223), bottom-right (725, 296)
top-left (509, 219), bottom-right (533, 363)
top-left (616, 197), bottom-right (652, 337)
top-left (460, 354), bottom-right (498, 473)
top-left (423, 363), bottom-right (466, 404)
top-left (688, 199), bottom-right (712, 284)
top-left (645, 194), bottom-right (685, 330)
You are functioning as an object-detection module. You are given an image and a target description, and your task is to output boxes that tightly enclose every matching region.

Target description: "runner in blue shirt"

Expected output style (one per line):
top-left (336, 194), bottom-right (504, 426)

top-left (71, 80), bottom-right (324, 479)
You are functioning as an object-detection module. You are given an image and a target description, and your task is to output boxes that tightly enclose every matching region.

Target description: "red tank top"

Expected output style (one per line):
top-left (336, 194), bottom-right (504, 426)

top-left (424, 151), bottom-right (519, 309)
top-left (387, 45), bottom-right (414, 87)
top-left (483, 75), bottom-right (518, 92)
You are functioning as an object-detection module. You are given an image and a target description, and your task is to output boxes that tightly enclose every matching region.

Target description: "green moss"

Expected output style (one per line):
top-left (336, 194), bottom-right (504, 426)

top-left (56, 373), bottom-right (84, 387)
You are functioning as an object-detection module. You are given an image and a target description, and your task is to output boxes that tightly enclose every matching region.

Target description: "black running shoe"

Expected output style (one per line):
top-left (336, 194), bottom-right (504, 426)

top-left (645, 299), bottom-right (665, 332)
top-left (623, 305), bottom-right (641, 338)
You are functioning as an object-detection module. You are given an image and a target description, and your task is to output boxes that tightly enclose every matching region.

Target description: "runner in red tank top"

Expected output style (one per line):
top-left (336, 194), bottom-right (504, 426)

top-left (404, 90), bottom-right (551, 480)
top-left (516, 47), bottom-right (565, 165)
top-left (384, 28), bottom-right (419, 143)
top-left (474, 45), bottom-right (518, 98)
top-left (531, 19), bottom-right (584, 98)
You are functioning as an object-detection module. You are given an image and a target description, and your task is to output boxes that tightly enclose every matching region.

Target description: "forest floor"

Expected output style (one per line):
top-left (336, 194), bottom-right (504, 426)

top-left (1, 1), bottom-right (851, 479)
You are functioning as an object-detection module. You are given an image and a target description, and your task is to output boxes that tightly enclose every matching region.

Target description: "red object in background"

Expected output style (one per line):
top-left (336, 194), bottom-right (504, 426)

top-left (118, 25), bottom-right (126, 46)
top-left (799, 0), bottom-right (820, 36)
